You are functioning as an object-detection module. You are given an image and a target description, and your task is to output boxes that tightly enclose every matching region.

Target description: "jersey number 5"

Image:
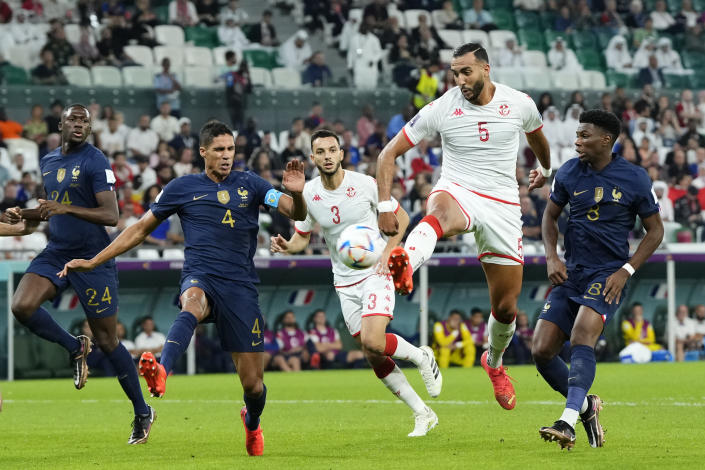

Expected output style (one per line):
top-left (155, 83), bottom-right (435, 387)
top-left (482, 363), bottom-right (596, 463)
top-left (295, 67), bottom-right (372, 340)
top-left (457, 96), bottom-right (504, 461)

top-left (478, 122), bottom-right (489, 142)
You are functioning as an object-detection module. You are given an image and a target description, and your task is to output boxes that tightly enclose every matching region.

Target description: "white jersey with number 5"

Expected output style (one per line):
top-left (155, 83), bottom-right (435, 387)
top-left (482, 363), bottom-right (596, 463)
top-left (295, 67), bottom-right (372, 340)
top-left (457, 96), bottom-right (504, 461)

top-left (294, 170), bottom-right (399, 286)
top-left (402, 83), bottom-right (543, 204)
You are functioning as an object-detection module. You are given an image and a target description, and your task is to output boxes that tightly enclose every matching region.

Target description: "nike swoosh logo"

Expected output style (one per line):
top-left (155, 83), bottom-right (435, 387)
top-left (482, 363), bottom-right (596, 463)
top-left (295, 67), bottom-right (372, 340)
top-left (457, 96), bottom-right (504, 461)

top-left (251, 340), bottom-right (263, 347)
top-left (583, 296), bottom-right (598, 300)
top-left (167, 340), bottom-right (181, 345)
top-left (193, 194), bottom-right (208, 200)
top-left (96, 307), bottom-right (110, 313)
top-left (43, 171), bottom-right (52, 176)
top-left (574, 190), bottom-right (588, 196)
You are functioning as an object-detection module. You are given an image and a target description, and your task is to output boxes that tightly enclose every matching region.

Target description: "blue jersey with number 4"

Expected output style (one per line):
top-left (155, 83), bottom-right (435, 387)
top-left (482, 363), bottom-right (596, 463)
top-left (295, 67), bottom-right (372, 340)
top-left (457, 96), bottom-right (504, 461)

top-left (150, 170), bottom-right (277, 283)
top-left (550, 154), bottom-right (659, 271)
top-left (40, 144), bottom-right (116, 257)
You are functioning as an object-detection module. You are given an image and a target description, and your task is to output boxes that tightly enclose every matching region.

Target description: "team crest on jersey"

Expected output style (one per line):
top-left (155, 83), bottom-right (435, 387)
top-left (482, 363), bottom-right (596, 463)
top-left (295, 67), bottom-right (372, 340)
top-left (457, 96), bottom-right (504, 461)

top-left (237, 187), bottom-right (249, 207)
top-left (612, 187), bottom-right (622, 201)
top-left (71, 166), bottom-right (81, 180)
top-left (217, 190), bottom-right (230, 204)
top-left (499, 104), bottom-right (510, 116)
top-left (346, 187), bottom-right (356, 198)
top-left (594, 187), bottom-right (604, 203)
top-left (57, 168), bottom-right (66, 183)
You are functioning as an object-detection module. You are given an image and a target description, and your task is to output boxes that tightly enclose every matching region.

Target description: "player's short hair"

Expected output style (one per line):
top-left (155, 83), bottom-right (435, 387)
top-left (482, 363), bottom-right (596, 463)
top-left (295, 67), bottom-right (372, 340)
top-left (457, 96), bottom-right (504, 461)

top-left (310, 129), bottom-right (340, 150)
top-left (449, 309), bottom-right (465, 319)
top-left (62, 103), bottom-right (89, 119)
top-left (452, 43), bottom-right (490, 64)
top-left (199, 120), bottom-right (233, 148)
top-left (579, 109), bottom-right (622, 143)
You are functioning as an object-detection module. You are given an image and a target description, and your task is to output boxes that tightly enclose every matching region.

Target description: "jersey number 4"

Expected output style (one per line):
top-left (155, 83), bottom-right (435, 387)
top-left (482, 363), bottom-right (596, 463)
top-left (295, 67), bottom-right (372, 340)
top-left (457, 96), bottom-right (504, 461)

top-left (221, 209), bottom-right (235, 228)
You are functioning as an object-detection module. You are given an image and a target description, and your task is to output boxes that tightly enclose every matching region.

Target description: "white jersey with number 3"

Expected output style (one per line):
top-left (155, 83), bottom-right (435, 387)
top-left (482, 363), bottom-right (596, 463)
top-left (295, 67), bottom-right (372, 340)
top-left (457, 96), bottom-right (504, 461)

top-left (402, 83), bottom-right (543, 204)
top-left (294, 170), bottom-right (399, 286)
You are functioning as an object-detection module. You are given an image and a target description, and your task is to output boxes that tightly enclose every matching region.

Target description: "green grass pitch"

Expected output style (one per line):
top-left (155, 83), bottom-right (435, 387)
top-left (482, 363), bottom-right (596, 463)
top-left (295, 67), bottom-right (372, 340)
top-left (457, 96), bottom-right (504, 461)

top-left (1, 362), bottom-right (704, 469)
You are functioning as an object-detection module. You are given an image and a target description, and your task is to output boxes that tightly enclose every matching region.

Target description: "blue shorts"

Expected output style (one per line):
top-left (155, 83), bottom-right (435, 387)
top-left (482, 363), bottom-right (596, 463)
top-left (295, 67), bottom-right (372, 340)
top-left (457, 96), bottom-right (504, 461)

top-left (538, 266), bottom-right (628, 337)
top-left (180, 273), bottom-right (264, 353)
top-left (27, 248), bottom-right (119, 319)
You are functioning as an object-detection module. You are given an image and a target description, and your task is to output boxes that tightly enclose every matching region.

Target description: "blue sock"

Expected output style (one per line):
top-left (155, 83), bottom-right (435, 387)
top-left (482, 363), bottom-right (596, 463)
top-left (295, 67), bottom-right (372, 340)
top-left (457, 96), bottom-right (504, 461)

top-left (20, 307), bottom-right (80, 353)
top-left (160, 311), bottom-right (198, 374)
top-left (566, 345), bottom-right (596, 412)
top-left (536, 355), bottom-right (569, 397)
top-left (106, 343), bottom-right (150, 415)
top-left (244, 384), bottom-right (267, 431)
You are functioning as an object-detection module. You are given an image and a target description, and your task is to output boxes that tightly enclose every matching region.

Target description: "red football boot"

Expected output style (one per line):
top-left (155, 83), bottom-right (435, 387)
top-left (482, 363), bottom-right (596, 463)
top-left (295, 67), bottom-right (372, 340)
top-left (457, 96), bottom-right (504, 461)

top-left (388, 246), bottom-right (414, 295)
top-left (240, 407), bottom-right (264, 456)
top-left (138, 352), bottom-right (167, 398)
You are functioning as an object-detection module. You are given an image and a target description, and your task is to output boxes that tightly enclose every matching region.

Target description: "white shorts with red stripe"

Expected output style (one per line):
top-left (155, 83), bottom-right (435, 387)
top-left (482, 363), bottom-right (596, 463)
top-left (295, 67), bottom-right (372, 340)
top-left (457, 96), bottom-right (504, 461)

top-left (334, 273), bottom-right (396, 336)
top-left (429, 178), bottom-right (524, 265)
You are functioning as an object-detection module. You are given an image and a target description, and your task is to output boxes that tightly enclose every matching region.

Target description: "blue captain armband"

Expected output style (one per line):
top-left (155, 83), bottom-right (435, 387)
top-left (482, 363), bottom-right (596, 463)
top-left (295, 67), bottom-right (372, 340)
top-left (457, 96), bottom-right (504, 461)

top-left (264, 189), bottom-right (283, 208)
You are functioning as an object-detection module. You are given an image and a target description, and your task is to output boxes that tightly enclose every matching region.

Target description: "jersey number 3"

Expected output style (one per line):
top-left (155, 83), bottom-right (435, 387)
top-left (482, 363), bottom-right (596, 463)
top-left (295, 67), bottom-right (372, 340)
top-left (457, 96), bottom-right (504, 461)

top-left (331, 206), bottom-right (340, 224)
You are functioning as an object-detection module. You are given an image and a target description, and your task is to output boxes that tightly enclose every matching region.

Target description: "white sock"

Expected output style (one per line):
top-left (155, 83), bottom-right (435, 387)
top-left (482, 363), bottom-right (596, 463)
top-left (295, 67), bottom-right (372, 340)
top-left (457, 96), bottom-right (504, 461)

top-left (559, 408), bottom-right (580, 428)
top-left (486, 313), bottom-right (516, 369)
top-left (389, 334), bottom-right (424, 366)
top-left (405, 221), bottom-right (439, 272)
top-left (381, 365), bottom-right (426, 414)
top-left (580, 397), bottom-right (588, 414)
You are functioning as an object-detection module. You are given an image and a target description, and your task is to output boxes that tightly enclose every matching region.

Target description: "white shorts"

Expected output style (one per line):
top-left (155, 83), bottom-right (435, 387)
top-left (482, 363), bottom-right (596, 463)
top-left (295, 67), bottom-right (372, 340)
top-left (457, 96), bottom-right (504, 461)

top-left (334, 274), bottom-right (395, 336)
top-left (430, 179), bottom-right (524, 265)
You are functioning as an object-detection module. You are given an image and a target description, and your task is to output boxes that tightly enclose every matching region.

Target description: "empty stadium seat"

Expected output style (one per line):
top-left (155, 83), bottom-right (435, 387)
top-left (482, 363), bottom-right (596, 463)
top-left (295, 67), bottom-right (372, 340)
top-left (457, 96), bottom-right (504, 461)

top-left (493, 67), bottom-right (524, 89)
top-left (183, 66), bottom-right (217, 88)
top-left (437, 29), bottom-right (464, 49)
top-left (184, 25), bottom-right (219, 48)
top-left (212, 46), bottom-right (232, 66)
top-left (463, 29), bottom-right (490, 49)
top-left (576, 49), bottom-right (604, 71)
top-left (514, 10), bottom-right (540, 30)
top-left (439, 48), bottom-right (454, 64)
top-left (91, 66), bottom-right (123, 87)
top-left (4, 138), bottom-right (39, 172)
top-left (524, 50), bottom-right (547, 67)
top-left (249, 67), bottom-right (272, 87)
top-left (552, 70), bottom-right (580, 90)
top-left (431, 9), bottom-right (448, 29)
top-left (162, 248), bottom-right (185, 260)
top-left (242, 49), bottom-right (275, 69)
top-left (124, 45), bottom-right (155, 66)
top-left (184, 46), bottom-right (214, 66)
top-left (490, 9), bottom-right (515, 30)
top-left (61, 66), bottom-right (92, 87)
top-left (0, 64), bottom-right (30, 84)
top-left (583, 70), bottom-right (607, 90)
top-left (7, 45), bottom-right (38, 71)
top-left (517, 28), bottom-right (545, 51)
top-left (271, 67), bottom-right (301, 89)
top-left (155, 24), bottom-right (185, 46)
top-left (488, 30), bottom-right (517, 49)
top-left (154, 45), bottom-right (185, 66)
top-left (136, 248), bottom-right (160, 260)
top-left (523, 67), bottom-right (552, 88)
top-left (404, 9), bottom-right (431, 29)
top-left (122, 66), bottom-right (155, 88)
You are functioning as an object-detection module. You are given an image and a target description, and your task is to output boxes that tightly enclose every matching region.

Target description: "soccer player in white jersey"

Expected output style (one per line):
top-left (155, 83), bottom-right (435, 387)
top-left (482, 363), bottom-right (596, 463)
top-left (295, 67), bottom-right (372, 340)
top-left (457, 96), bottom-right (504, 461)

top-left (377, 43), bottom-right (553, 411)
top-left (271, 129), bottom-right (442, 437)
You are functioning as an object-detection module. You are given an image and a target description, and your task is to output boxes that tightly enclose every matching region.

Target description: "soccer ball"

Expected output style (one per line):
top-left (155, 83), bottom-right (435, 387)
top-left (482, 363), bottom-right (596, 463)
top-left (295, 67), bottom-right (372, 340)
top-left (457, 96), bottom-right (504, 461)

top-left (336, 225), bottom-right (386, 270)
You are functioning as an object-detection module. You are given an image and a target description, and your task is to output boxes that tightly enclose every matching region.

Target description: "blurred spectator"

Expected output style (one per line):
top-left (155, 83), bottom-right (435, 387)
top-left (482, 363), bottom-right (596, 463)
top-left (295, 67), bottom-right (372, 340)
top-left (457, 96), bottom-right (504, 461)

top-left (173, 147), bottom-right (194, 177)
top-left (388, 34), bottom-right (414, 66)
top-left (0, 108), bottom-right (22, 140)
top-left (218, 16), bottom-right (250, 52)
top-left (239, 117), bottom-right (262, 156)
top-left (134, 316), bottom-right (166, 358)
top-left (637, 55), bottom-right (664, 88)
top-left (74, 27), bottom-right (100, 67)
top-left (514, 0), bottom-right (544, 9)
top-left (466, 307), bottom-right (489, 355)
top-left (219, 0), bottom-right (248, 24)
top-left (307, 309), bottom-right (363, 369)
top-left (537, 92), bottom-right (554, 116)
top-left (655, 37), bottom-right (682, 71)
top-left (247, 9), bottom-right (278, 46)
top-left (684, 23), bottom-right (705, 54)
top-left (675, 89), bottom-right (699, 128)
top-left (195, 0), bottom-right (219, 26)
top-left (653, 180), bottom-right (675, 222)
top-left (22, 104), bottom-right (47, 150)
top-left (279, 134), bottom-right (304, 164)
top-left (356, 105), bottom-right (376, 147)
top-left (622, 302), bottom-right (662, 351)
top-left (436, 1), bottom-right (463, 30)
top-left (169, 117), bottom-right (199, 155)
top-left (412, 63), bottom-right (440, 110)
top-left (127, 115), bottom-right (160, 159)
top-left (45, 22), bottom-right (76, 67)
top-left (379, 15), bottom-right (407, 49)
top-left (0, 181), bottom-right (23, 211)
top-left (117, 321), bottom-right (137, 359)
top-left (151, 102), bottom-right (180, 142)
top-left (574, 3), bottom-right (598, 31)
top-left (625, 0), bottom-right (648, 28)
top-left (386, 104), bottom-right (416, 141)
top-left (169, 0), bottom-right (198, 26)
top-left (693, 304), bottom-right (705, 345)
top-left (463, 0), bottom-right (496, 32)
top-left (154, 58), bottom-right (182, 113)
top-left (678, 0), bottom-right (698, 28)
top-left (302, 51), bottom-right (332, 87)
top-left (674, 185), bottom-right (704, 237)
top-left (432, 309), bottom-right (474, 368)
top-left (219, 51), bottom-right (251, 132)
top-left (496, 37), bottom-right (525, 68)
top-left (100, 115), bottom-right (127, 156)
top-left (678, 119), bottom-right (705, 147)
top-left (111, 151), bottom-right (133, 189)
top-left (520, 195), bottom-right (541, 241)
top-left (274, 311), bottom-right (309, 372)
top-left (674, 304), bottom-right (697, 361)
top-left (553, 6), bottom-right (573, 32)
top-left (279, 30), bottom-right (312, 72)
top-left (133, 156), bottom-right (157, 191)
top-left (347, 21), bottom-right (383, 89)
top-left (31, 48), bottom-right (67, 85)
top-left (410, 15), bottom-right (446, 63)
top-left (656, 109), bottom-right (682, 148)
top-left (547, 37), bottom-right (581, 72)
top-left (650, 0), bottom-right (676, 31)
top-left (0, 0), bottom-right (11, 22)
top-left (599, 0), bottom-right (626, 34)
top-left (509, 312), bottom-right (533, 364)
top-left (131, 0), bottom-right (160, 47)
top-left (362, 0), bottom-right (388, 34)
top-left (605, 35), bottom-right (634, 73)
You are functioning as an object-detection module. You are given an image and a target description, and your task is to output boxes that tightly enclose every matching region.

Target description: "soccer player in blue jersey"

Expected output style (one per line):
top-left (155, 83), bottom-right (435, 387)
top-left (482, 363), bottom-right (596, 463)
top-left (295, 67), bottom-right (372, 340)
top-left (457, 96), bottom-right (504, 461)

top-left (528, 110), bottom-right (664, 449)
top-left (6, 104), bottom-right (155, 444)
top-left (60, 120), bottom-right (307, 456)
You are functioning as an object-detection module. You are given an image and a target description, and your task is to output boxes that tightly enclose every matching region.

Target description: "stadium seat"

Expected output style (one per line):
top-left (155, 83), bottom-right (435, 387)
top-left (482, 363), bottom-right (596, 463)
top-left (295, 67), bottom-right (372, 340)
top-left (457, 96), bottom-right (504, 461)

top-left (212, 46), bottom-right (233, 66)
top-left (184, 46), bottom-right (214, 66)
top-left (431, 9), bottom-right (448, 29)
top-left (183, 66), bottom-right (217, 88)
top-left (404, 9), bottom-right (431, 29)
top-left (605, 69), bottom-right (634, 88)
top-left (122, 66), bottom-right (154, 88)
top-left (523, 67), bottom-right (553, 88)
top-left (595, 30), bottom-right (614, 49)
top-left (91, 66), bottom-right (123, 87)
top-left (64, 23), bottom-right (82, 44)
top-left (539, 10), bottom-right (557, 30)
top-left (488, 30), bottom-right (517, 49)
top-left (136, 248), bottom-right (160, 260)
top-left (438, 29), bottom-right (464, 49)
top-left (524, 50), bottom-right (547, 67)
top-left (490, 9), bottom-right (515, 30)
top-left (439, 48), bottom-right (454, 64)
top-left (5, 138), bottom-right (39, 172)
top-left (162, 248), bottom-right (185, 260)
top-left (6, 45), bottom-right (38, 71)
top-left (486, 0), bottom-right (512, 7)
top-left (587, 70), bottom-right (607, 89)
top-left (124, 45), bottom-right (155, 66)
top-left (517, 29), bottom-right (545, 51)
top-left (154, 25), bottom-right (185, 46)
top-left (571, 31), bottom-right (597, 49)
top-left (664, 72), bottom-right (691, 89)
top-left (576, 49), bottom-right (604, 71)
top-left (463, 30), bottom-right (490, 49)
top-left (271, 67), bottom-right (302, 89)
top-left (61, 66), bottom-right (92, 87)
top-left (154, 45), bottom-right (185, 66)
top-left (249, 67), bottom-right (273, 87)
top-left (184, 26), bottom-right (219, 48)
top-left (0, 64), bottom-right (30, 85)
top-left (493, 67), bottom-right (525, 89)
top-left (514, 10), bottom-right (540, 30)
top-left (154, 5), bottom-right (169, 24)
top-left (243, 49), bottom-right (275, 69)
top-left (552, 70), bottom-right (580, 90)
top-left (681, 51), bottom-right (705, 71)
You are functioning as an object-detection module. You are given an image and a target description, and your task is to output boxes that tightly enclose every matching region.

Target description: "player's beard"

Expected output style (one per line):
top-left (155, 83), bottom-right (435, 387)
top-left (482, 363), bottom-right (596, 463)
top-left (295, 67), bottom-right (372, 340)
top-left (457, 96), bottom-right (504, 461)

top-left (318, 160), bottom-right (341, 176)
top-left (462, 79), bottom-right (485, 104)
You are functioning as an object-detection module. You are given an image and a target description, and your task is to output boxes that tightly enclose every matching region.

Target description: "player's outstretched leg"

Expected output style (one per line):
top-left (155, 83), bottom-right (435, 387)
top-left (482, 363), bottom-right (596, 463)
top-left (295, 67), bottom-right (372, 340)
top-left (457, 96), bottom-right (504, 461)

top-left (481, 311), bottom-right (518, 409)
top-left (539, 420), bottom-right (576, 450)
top-left (72, 334), bottom-right (91, 389)
top-left (580, 394), bottom-right (605, 448)
top-left (388, 215), bottom-right (445, 295)
top-left (128, 405), bottom-right (156, 445)
top-left (139, 352), bottom-right (167, 398)
top-left (382, 333), bottom-right (442, 398)
top-left (480, 350), bottom-right (516, 410)
top-left (388, 247), bottom-right (414, 295)
top-left (240, 406), bottom-right (264, 456)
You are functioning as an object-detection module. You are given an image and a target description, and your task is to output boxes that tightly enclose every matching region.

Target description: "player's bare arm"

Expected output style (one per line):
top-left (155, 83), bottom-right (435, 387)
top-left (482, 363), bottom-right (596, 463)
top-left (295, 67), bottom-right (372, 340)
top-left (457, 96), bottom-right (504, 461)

top-left (270, 231), bottom-right (311, 255)
top-left (376, 205), bottom-right (410, 274)
top-left (542, 199), bottom-right (568, 286)
top-left (277, 160), bottom-right (307, 221)
top-left (24, 190), bottom-right (118, 226)
top-left (526, 129), bottom-right (552, 191)
top-left (58, 210), bottom-right (162, 276)
top-left (0, 219), bottom-right (39, 236)
top-left (604, 212), bottom-right (664, 305)
top-left (377, 132), bottom-right (414, 235)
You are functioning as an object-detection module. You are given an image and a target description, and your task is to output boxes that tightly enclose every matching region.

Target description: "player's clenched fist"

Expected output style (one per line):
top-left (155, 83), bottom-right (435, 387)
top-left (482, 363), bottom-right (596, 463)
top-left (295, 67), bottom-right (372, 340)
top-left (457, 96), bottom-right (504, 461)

top-left (528, 168), bottom-right (546, 191)
top-left (378, 212), bottom-right (399, 236)
top-left (270, 234), bottom-right (289, 254)
top-left (38, 198), bottom-right (69, 219)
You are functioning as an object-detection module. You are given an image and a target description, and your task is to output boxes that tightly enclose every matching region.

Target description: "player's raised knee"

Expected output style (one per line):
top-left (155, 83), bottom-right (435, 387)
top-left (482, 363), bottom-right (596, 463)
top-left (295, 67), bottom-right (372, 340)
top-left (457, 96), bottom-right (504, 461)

top-left (360, 336), bottom-right (386, 356)
top-left (492, 302), bottom-right (517, 323)
top-left (11, 297), bottom-right (38, 321)
top-left (92, 333), bottom-right (119, 353)
top-left (241, 376), bottom-right (263, 397)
